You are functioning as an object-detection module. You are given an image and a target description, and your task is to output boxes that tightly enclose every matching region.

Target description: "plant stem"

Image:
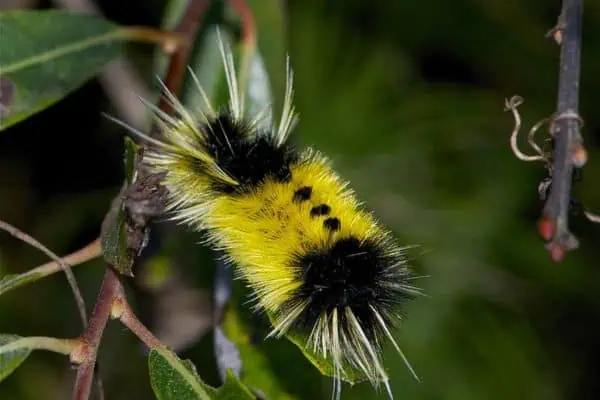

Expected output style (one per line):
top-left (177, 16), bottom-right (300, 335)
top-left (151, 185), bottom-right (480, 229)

top-left (228, 0), bottom-right (256, 47)
top-left (151, 0), bottom-right (210, 134)
top-left (119, 27), bottom-right (184, 54)
top-left (112, 284), bottom-right (164, 349)
top-left (0, 238), bottom-right (101, 297)
top-left (0, 336), bottom-right (81, 355)
top-left (0, 220), bottom-right (88, 328)
top-left (72, 268), bottom-right (119, 400)
top-left (541, 0), bottom-right (585, 261)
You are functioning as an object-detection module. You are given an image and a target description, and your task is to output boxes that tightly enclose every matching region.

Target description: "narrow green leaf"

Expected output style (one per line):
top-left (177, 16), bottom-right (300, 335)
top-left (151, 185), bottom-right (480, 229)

top-left (195, 29), bottom-right (273, 127)
top-left (0, 10), bottom-right (124, 131)
top-left (281, 326), bottom-right (364, 385)
top-left (100, 137), bottom-right (139, 275)
top-left (123, 137), bottom-right (139, 184)
top-left (245, 0), bottom-right (288, 115)
top-left (148, 347), bottom-right (254, 400)
top-left (149, 348), bottom-right (212, 400)
top-left (0, 334), bottom-right (31, 382)
top-left (153, 0), bottom-right (193, 79)
top-left (0, 270), bottom-right (49, 297)
top-left (216, 370), bottom-right (256, 400)
top-left (221, 306), bottom-right (301, 399)
top-left (181, 27), bottom-right (226, 111)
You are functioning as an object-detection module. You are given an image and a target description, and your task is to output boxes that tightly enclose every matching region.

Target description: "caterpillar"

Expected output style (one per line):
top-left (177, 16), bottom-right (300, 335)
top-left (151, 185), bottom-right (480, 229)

top-left (110, 32), bottom-right (421, 399)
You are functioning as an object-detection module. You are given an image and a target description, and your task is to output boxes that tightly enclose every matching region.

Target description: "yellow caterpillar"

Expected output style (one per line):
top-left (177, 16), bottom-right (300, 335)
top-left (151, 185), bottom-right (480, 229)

top-left (111, 32), bottom-right (420, 399)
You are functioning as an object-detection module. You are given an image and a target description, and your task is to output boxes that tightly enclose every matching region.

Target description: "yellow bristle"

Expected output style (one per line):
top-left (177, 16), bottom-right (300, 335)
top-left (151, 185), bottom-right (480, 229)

top-left (112, 29), bottom-right (421, 399)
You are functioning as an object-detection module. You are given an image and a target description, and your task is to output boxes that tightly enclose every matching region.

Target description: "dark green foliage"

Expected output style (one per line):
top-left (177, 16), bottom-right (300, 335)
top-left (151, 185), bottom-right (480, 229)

top-left (0, 1), bottom-right (599, 399)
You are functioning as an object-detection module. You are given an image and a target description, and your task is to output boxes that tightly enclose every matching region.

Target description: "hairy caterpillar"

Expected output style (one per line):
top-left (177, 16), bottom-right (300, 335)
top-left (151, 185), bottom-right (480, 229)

top-left (111, 32), bottom-right (421, 399)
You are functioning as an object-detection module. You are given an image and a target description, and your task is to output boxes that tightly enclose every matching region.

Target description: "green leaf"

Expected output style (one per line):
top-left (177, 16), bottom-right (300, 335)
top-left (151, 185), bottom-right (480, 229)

top-left (0, 334), bottom-right (31, 382)
top-left (100, 137), bottom-right (139, 275)
top-left (221, 305), bottom-right (304, 400)
top-left (0, 10), bottom-right (125, 131)
top-left (123, 136), bottom-right (138, 184)
top-left (181, 27), bottom-right (227, 111)
top-left (245, 0), bottom-right (288, 115)
top-left (266, 312), bottom-right (365, 386)
top-left (148, 347), bottom-right (254, 400)
top-left (153, 0), bottom-right (202, 80)
top-left (216, 370), bottom-right (256, 400)
top-left (200, 28), bottom-right (273, 128)
top-left (0, 270), bottom-right (50, 297)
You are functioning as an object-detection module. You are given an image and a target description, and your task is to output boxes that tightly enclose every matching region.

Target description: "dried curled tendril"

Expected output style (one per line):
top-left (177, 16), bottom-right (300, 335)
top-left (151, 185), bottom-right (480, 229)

top-left (504, 95), bottom-right (599, 224)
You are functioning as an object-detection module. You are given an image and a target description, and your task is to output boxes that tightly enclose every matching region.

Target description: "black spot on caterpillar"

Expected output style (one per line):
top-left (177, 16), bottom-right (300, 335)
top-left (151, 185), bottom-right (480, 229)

top-left (323, 217), bottom-right (341, 232)
top-left (293, 186), bottom-right (313, 203)
top-left (310, 204), bottom-right (331, 217)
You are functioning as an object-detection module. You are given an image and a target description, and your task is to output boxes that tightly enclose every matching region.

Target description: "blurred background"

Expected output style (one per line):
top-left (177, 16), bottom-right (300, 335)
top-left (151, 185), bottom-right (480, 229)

top-left (1, 0), bottom-right (600, 399)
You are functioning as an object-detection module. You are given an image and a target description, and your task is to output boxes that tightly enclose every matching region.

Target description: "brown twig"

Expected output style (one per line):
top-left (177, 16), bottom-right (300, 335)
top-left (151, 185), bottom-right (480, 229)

top-left (112, 283), bottom-right (164, 349)
top-left (228, 0), bottom-right (256, 46)
top-left (226, 0), bottom-right (257, 112)
top-left (0, 219), bottom-right (88, 327)
top-left (152, 0), bottom-right (210, 133)
top-left (32, 238), bottom-right (101, 275)
top-left (72, 267), bottom-right (119, 400)
top-left (539, 0), bottom-right (585, 262)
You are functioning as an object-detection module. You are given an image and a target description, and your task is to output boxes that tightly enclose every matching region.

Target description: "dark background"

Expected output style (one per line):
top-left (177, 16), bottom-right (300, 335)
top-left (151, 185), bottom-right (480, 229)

top-left (1, 0), bottom-right (600, 399)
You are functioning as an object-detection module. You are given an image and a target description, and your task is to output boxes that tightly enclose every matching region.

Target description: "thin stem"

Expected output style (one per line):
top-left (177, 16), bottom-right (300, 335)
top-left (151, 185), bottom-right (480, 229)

top-left (227, 0), bottom-right (257, 115)
top-left (0, 220), bottom-right (88, 328)
top-left (118, 27), bottom-right (184, 54)
top-left (228, 0), bottom-right (256, 47)
top-left (0, 336), bottom-right (81, 355)
top-left (0, 238), bottom-right (101, 297)
top-left (541, 0), bottom-right (585, 261)
top-left (151, 0), bottom-right (210, 136)
top-left (584, 210), bottom-right (600, 223)
top-left (112, 284), bottom-right (164, 349)
top-left (72, 268), bottom-right (119, 400)
top-left (504, 96), bottom-right (546, 162)
top-left (29, 238), bottom-right (101, 276)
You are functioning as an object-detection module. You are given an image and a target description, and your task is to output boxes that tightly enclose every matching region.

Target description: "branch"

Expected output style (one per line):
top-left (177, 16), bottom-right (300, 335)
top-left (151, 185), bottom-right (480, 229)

top-left (0, 220), bottom-right (88, 328)
top-left (539, 0), bottom-right (586, 261)
top-left (72, 268), bottom-right (119, 400)
top-left (228, 0), bottom-right (256, 46)
top-left (0, 336), bottom-right (81, 356)
top-left (111, 282), bottom-right (164, 349)
top-left (152, 0), bottom-right (210, 132)
top-left (226, 0), bottom-right (257, 104)
top-left (0, 238), bottom-right (101, 297)
top-left (30, 238), bottom-right (101, 274)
